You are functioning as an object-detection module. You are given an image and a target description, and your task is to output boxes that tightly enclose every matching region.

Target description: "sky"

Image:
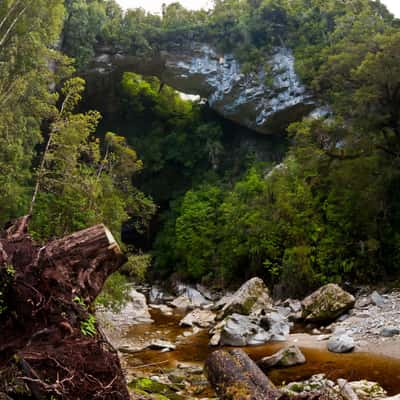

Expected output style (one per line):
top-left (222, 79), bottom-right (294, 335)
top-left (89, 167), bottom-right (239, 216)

top-left (116, 0), bottom-right (211, 14)
top-left (116, 0), bottom-right (400, 17)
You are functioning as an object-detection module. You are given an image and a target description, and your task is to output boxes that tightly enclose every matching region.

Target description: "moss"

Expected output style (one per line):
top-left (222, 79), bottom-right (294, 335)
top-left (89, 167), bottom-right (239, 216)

top-left (287, 383), bottom-right (305, 393)
top-left (242, 296), bottom-right (257, 314)
top-left (129, 378), bottom-right (186, 400)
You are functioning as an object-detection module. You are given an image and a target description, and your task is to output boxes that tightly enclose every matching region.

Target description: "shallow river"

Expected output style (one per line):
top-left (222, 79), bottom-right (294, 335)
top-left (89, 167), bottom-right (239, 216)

top-left (122, 309), bottom-right (400, 396)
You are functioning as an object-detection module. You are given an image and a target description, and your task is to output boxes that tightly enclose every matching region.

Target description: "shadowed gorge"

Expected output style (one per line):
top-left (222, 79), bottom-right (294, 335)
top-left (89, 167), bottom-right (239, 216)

top-left (2, 0), bottom-right (400, 398)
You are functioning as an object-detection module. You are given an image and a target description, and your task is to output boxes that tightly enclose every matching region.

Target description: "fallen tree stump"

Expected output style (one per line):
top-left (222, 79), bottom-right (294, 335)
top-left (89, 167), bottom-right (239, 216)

top-left (205, 349), bottom-right (282, 400)
top-left (0, 216), bottom-right (130, 399)
top-left (205, 349), bottom-right (325, 400)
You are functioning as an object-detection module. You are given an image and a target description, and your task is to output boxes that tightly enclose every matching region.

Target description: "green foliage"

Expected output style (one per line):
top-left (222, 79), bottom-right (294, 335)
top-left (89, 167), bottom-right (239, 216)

top-left (121, 253), bottom-right (152, 282)
top-left (118, 72), bottom-right (224, 204)
top-left (29, 78), bottom-right (155, 242)
top-left (80, 314), bottom-right (97, 336)
top-left (95, 272), bottom-right (129, 312)
top-left (0, 0), bottom-right (71, 224)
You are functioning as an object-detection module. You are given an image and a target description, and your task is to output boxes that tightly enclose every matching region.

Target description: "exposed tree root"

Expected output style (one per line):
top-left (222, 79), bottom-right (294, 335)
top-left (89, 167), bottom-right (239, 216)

top-left (0, 216), bottom-right (130, 399)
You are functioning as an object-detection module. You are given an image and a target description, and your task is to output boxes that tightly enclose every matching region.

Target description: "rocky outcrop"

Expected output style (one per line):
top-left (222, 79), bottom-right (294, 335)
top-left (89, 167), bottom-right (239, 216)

top-left (302, 284), bottom-right (355, 323)
top-left (259, 345), bottom-right (306, 369)
top-left (91, 43), bottom-right (315, 135)
top-left (219, 277), bottom-right (272, 319)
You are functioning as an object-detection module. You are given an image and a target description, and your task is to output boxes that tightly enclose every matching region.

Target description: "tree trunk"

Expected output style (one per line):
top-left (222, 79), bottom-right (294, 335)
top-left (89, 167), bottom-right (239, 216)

top-left (0, 216), bottom-right (129, 400)
top-left (205, 349), bottom-right (282, 400)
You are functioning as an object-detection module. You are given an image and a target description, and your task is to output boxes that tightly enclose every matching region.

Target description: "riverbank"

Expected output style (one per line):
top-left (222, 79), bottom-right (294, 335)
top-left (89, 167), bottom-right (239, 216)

top-left (97, 280), bottom-right (400, 399)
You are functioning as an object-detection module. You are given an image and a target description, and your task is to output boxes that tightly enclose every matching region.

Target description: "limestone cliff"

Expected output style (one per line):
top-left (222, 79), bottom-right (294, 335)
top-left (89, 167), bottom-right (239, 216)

top-left (91, 42), bottom-right (315, 134)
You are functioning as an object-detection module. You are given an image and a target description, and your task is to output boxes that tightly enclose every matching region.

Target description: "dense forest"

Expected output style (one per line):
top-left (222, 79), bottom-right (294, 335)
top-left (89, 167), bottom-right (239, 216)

top-left (1, 0), bottom-right (400, 305)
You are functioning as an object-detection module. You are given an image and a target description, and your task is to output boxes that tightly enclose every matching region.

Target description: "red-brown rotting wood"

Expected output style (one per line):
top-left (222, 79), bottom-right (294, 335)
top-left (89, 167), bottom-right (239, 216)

top-left (0, 216), bottom-right (129, 399)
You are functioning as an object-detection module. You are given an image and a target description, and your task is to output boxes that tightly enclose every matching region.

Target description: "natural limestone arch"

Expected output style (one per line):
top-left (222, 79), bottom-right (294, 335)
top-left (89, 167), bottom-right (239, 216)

top-left (90, 41), bottom-right (316, 135)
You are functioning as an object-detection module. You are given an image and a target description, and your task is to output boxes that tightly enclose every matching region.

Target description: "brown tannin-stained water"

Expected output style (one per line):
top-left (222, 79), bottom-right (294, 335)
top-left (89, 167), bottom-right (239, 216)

top-left (123, 310), bottom-right (400, 395)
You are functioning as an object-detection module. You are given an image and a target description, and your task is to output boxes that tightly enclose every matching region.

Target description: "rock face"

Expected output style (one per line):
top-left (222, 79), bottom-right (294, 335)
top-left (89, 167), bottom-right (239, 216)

top-left (219, 277), bottom-right (272, 319)
top-left (91, 43), bottom-right (314, 135)
top-left (327, 334), bottom-right (355, 353)
top-left (302, 284), bottom-right (355, 323)
top-left (219, 313), bottom-right (271, 346)
top-left (259, 345), bottom-right (306, 369)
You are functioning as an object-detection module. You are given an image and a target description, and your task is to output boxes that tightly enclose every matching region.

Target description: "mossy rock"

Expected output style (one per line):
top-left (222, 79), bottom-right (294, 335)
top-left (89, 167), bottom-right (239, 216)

top-left (301, 284), bottom-right (355, 323)
top-left (220, 277), bottom-right (272, 318)
top-left (129, 378), bottom-right (187, 400)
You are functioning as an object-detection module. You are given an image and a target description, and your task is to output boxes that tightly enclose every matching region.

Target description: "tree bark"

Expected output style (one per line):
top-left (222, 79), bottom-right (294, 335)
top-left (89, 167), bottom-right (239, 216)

top-left (0, 217), bottom-right (129, 399)
top-left (205, 349), bottom-right (282, 400)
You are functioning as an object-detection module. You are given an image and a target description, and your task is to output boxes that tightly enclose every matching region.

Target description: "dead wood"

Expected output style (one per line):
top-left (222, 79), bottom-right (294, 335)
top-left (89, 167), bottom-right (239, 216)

top-left (0, 216), bottom-right (129, 399)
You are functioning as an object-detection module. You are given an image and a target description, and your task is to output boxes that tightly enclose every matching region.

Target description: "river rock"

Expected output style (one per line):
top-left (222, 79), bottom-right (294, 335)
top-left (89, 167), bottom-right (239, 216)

top-left (149, 303), bottom-right (174, 316)
top-left (259, 345), bottom-right (306, 369)
top-left (99, 288), bottom-right (153, 325)
top-left (169, 295), bottom-right (192, 309)
top-left (302, 284), bottom-right (355, 323)
top-left (219, 277), bottom-right (272, 319)
top-left (214, 292), bottom-right (234, 310)
top-left (149, 286), bottom-right (166, 304)
top-left (283, 298), bottom-right (302, 313)
top-left (260, 310), bottom-right (290, 341)
top-left (337, 379), bottom-right (359, 400)
top-left (219, 313), bottom-right (271, 346)
top-left (179, 309), bottom-right (216, 328)
top-left (348, 380), bottom-right (387, 400)
top-left (379, 326), bottom-right (400, 337)
top-left (355, 296), bottom-right (372, 309)
top-left (148, 340), bottom-right (176, 351)
top-left (283, 374), bottom-right (335, 394)
top-left (170, 286), bottom-right (211, 310)
top-left (327, 334), bottom-right (355, 353)
top-left (195, 283), bottom-right (217, 301)
top-left (370, 291), bottom-right (385, 307)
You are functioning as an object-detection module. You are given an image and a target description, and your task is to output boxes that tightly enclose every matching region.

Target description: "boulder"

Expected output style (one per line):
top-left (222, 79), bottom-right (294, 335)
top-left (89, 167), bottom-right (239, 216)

top-left (170, 286), bottom-right (211, 310)
top-left (302, 284), bottom-right (355, 323)
top-left (148, 340), bottom-right (176, 352)
top-left (220, 313), bottom-right (271, 346)
top-left (99, 288), bottom-right (153, 325)
top-left (169, 294), bottom-right (192, 309)
top-left (260, 310), bottom-right (290, 341)
top-left (327, 334), bottom-right (355, 353)
top-left (283, 374), bottom-right (335, 394)
top-left (337, 379), bottom-right (359, 400)
top-left (149, 286), bottom-right (165, 304)
top-left (379, 327), bottom-right (400, 337)
top-left (370, 291), bottom-right (385, 307)
top-left (149, 304), bottom-right (174, 316)
top-left (179, 309), bottom-right (216, 328)
top-left (348, 380), bottom-right (387, 400)
top-left (220, 277), bottom-right (272, 319)
top-left (214, 292), bottom-right (234, 310)
top-left (283, 298), bottom-right (302, 313)
top-left (259, 345), bottom-right (306, 369)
